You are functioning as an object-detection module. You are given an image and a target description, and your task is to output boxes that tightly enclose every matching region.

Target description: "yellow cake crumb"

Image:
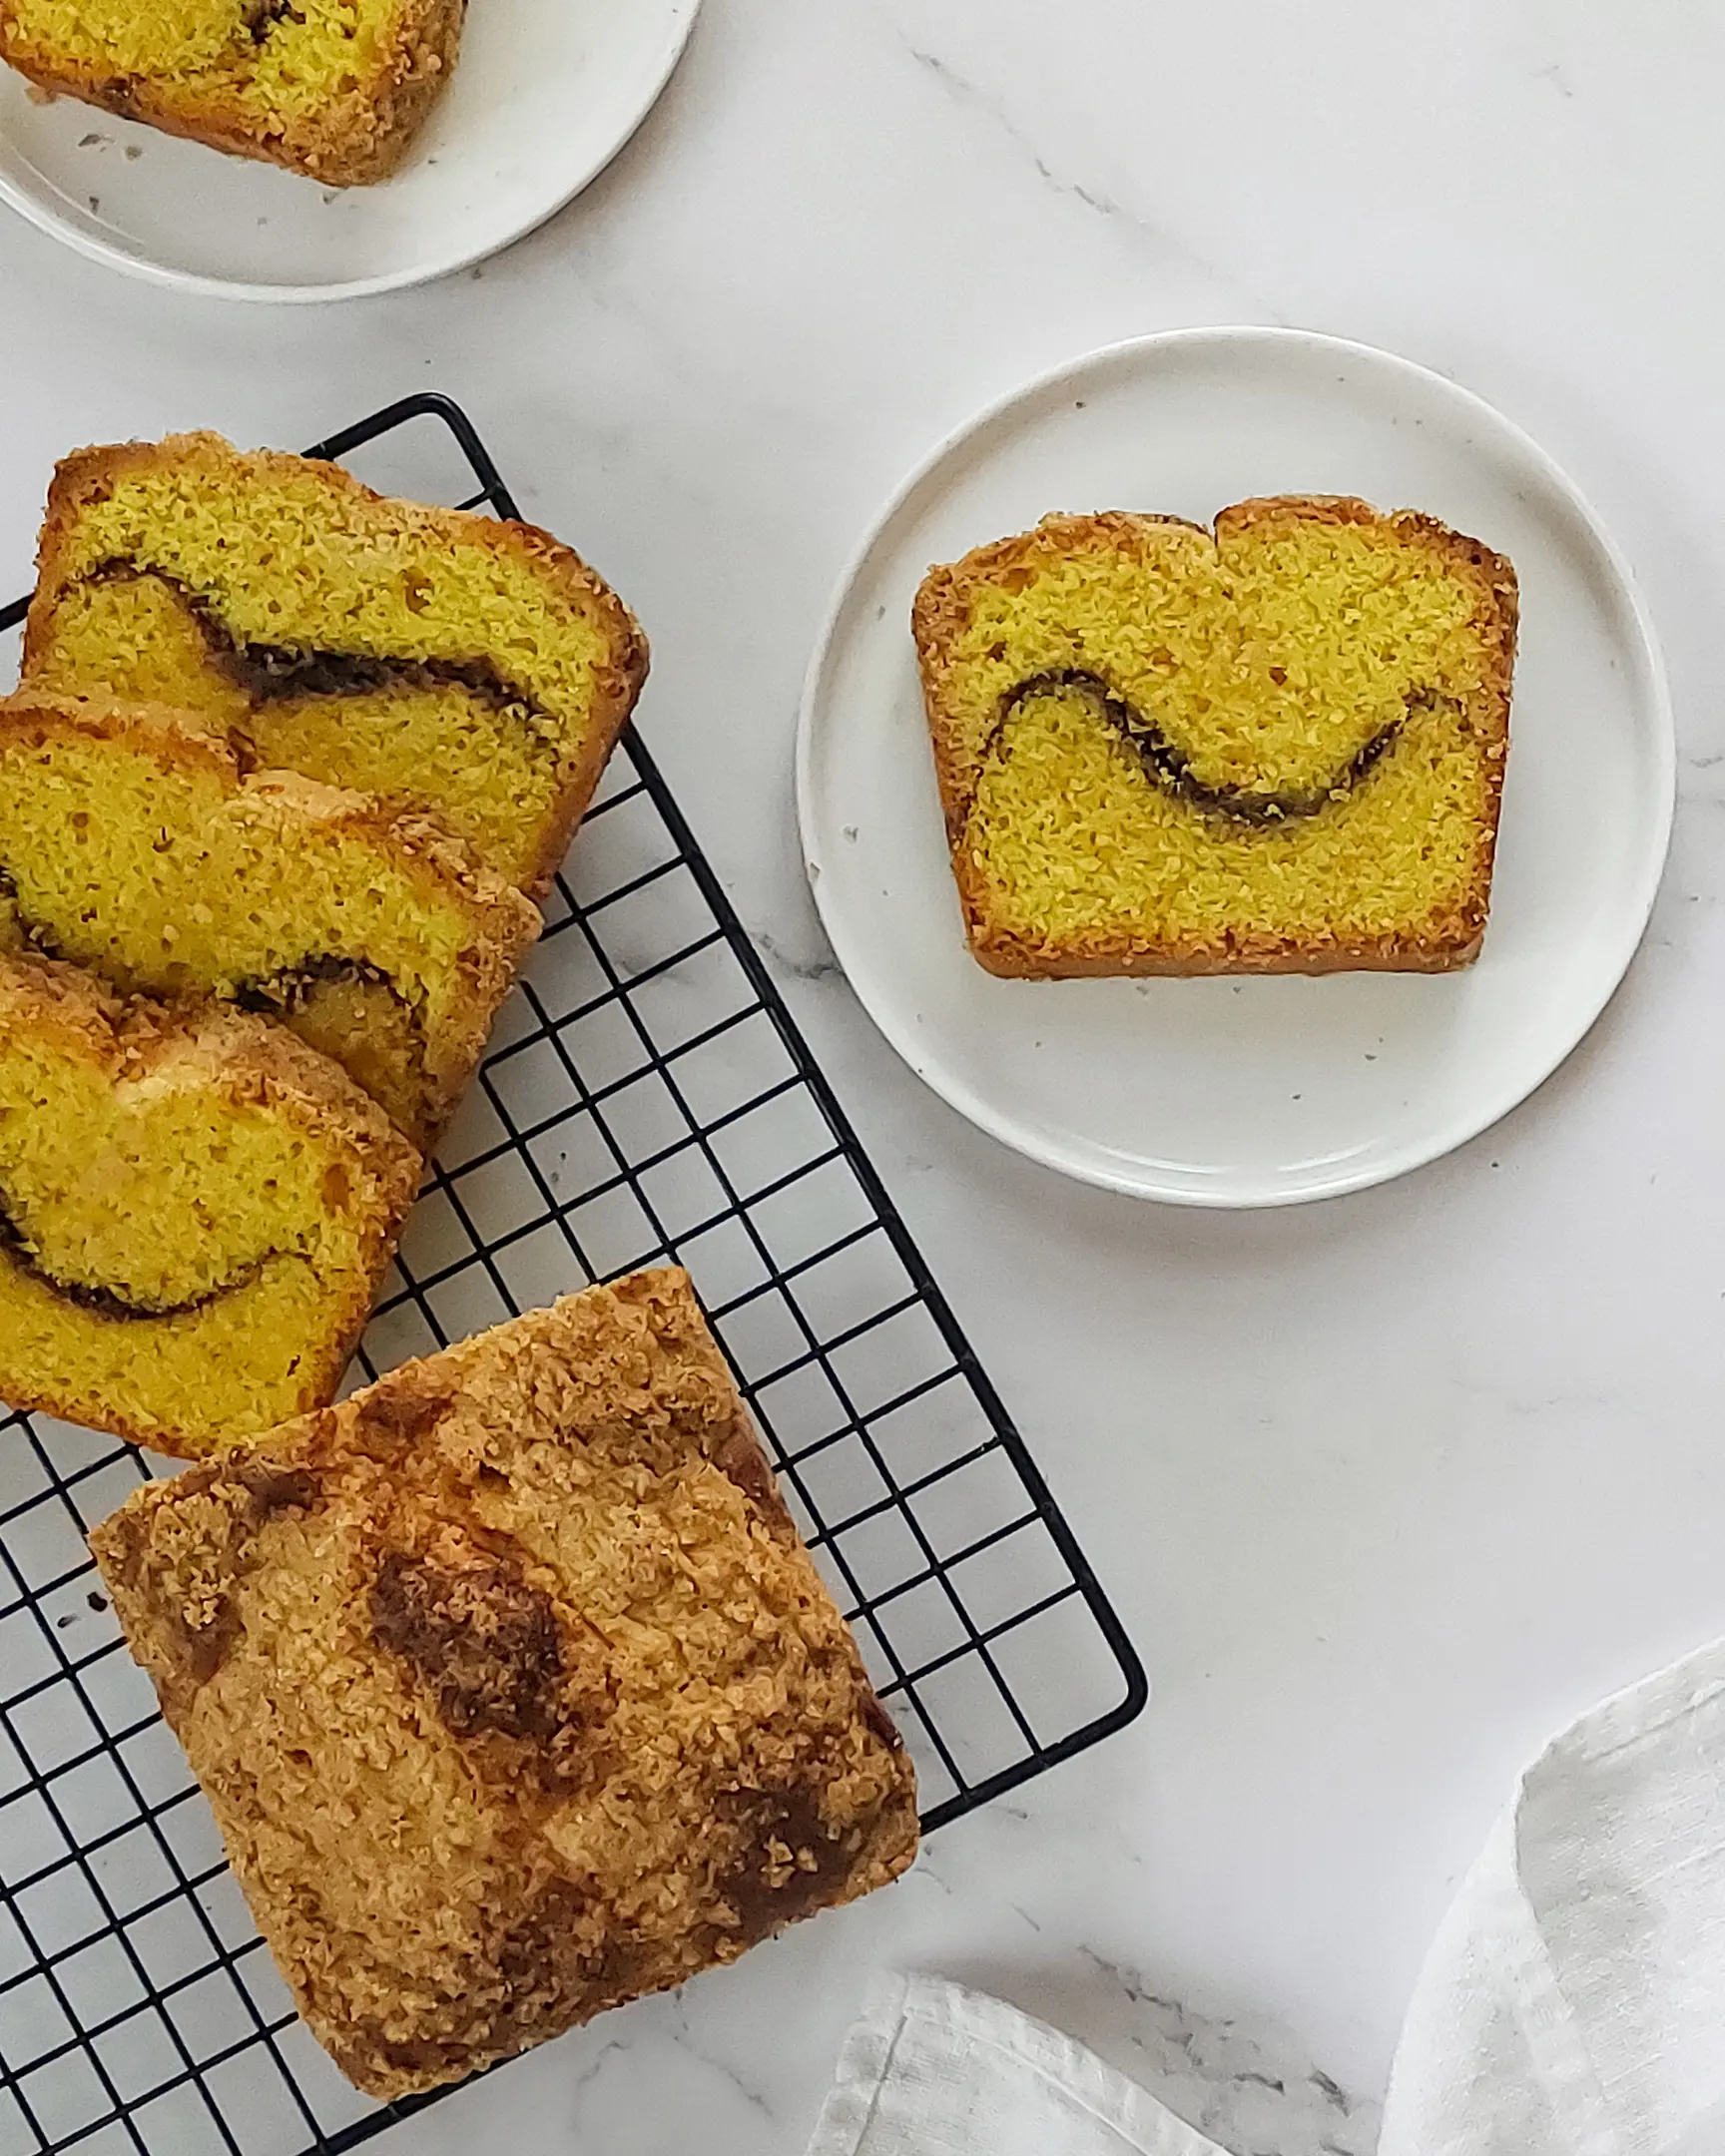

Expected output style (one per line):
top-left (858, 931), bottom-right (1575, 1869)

top-left (0, 950), bottom-right (418, 1455)
top-left (0, 0), bottom-right (466, 186)
top-left (0, 692), bottom-right (539, 1150)
top-left (25, 433), bottom-right (648, 893)
top-left (913, 500), bottom-right (1517, 975)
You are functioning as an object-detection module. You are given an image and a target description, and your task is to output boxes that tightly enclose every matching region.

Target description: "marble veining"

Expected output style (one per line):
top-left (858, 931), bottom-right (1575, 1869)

top-left (903, 41), bottom-right (1130, 224)
top-left (1065, 1950), bottom-right (1378, 2156)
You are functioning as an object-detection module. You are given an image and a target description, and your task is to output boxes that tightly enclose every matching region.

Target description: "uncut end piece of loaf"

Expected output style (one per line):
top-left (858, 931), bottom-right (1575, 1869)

top-left (90, 1270), bottom-right (920, 2098)
top-left (24, 431), bottom-right (650, 896)
top-left (0, 691), bottom-right (540, 1155)
top-left (0, 949), bottom-right (419, 1458)
top-left (0, 0), bottom-right (465, 188)
top-left (912, 499), bottom-right (1517, 977)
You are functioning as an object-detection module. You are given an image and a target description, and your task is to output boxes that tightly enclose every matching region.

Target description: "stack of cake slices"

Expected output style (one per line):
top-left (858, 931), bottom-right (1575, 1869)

top-left (1, 431), bottom-right (648, 1458)
top-left (6, 446), bottom-right (922, 2091)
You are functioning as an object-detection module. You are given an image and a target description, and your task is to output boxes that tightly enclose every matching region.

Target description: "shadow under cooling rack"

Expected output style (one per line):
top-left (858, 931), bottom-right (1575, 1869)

top-left (0, 392), bottom-right (1147, 2156)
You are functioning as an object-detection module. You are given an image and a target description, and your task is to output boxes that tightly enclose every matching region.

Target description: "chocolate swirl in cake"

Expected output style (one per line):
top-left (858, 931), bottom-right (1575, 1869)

top-left (233, 953), bottom-right (421, 1030)
top-left (371, 1545), bottom-right (569, 1745)
top-left (79, 561), bottom-right (555, 733)
top-left (988, 669), bottom-right (1456, 825)
top-left (0, 864), bottom-right (63, 962)
top-left (0, 1190), bottom-right (283, 1322)
top-left (2, 865), bottom-right (428, 1128)
top-left (243, 0), bottom-right (304, 41)
top-left (236, 957), bottom-right (431, 1142)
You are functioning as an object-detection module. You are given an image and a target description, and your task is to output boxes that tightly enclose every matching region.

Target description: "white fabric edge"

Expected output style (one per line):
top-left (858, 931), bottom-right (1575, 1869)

top-left (1381, 1813), bottom-right (1620, 2156)
top-left (805, 1971), bottom-right (1231, 2156)
top-left (809, 1640), bottom-right (1725, 2156)
top-left (1383, 1635), bottom-right (1725, 2156)
top-left (1532, 1638), bottom-right (1725, 1775)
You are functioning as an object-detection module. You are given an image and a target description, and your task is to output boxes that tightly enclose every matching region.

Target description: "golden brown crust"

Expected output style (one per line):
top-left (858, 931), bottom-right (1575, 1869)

top-left (0, 939), bottom-right (127, 1057)
top-left (90, 1270), bottom-right (918, 2098)
top-left (0, 689), bottom-right (541, 1147)
top-left (0, 0), bottom-right (465, 186)
top-left (912, 501), bottom-right (1517, 978)
top-left (0, 949), bottom-right (421, 1452)
top-left (961, 926), bottom-right (1485, 978)
top-left (27, 434), bottom-right (651, 899)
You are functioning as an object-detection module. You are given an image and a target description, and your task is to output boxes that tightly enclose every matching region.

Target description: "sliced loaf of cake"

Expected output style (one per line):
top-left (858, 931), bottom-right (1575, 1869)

top-left (913, 500), bottom-right (1517, 976)
top-left (0, 951), bottom-right (419, 1458)
top-left (25, 433), bottom-right (649, 896)
top-left (0, 693), bottom-right (539, 1153)
top-left (0, 0), bottom-right (465, 187)
top-left (90, 1269), bottom-right (919, 2096)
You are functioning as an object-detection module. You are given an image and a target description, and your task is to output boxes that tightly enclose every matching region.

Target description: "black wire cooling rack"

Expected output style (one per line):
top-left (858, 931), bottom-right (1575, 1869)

top-left (0, 393), bottom-right (1147, 2156)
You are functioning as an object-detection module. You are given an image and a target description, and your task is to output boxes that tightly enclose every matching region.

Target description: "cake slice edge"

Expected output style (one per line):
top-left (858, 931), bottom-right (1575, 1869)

top-left (0, 948), bottom-right (422, 1455)
top-left (911, 500), bottom-right (1519, 978)
top-left (24, 432), bottom-right (651, 898)
top-left (0, 0), bottom-right (466, 186)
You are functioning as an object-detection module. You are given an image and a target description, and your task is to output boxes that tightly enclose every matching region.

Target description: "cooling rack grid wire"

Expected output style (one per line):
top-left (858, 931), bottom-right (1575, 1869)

top-left (0, 393), bottom-right (1146, 2155)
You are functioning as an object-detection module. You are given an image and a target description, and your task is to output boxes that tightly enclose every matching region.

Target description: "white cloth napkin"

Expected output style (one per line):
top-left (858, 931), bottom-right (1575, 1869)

top-left (807, 1971), bottom-right (1229, 2156)
top-left (810, 1636), bottom-right (1725, 2156)
top-left (1381, 1634), bottom-right (1725, 2156)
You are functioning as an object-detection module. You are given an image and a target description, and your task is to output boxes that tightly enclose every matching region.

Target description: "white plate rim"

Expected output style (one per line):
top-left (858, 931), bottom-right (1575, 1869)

top-left (795, 323), bottom-right (1677, 1208)
top-left (0, 0), bottom-right (701, 303)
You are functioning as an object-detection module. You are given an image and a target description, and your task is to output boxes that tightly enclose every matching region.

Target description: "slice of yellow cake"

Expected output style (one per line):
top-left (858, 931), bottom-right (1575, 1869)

top-left (0, 0), bottom-right (465, 187)
top-left (0, 693), bottom-right (539, 1153)
top-left (0, 950), bottom-right (419, 1457)
top-left (913, 500), bottom-right (1518, 976)
top-left (24, 433), bottom-right (649, 897)
top-left (89, 1270), bottom-right (919, 2096)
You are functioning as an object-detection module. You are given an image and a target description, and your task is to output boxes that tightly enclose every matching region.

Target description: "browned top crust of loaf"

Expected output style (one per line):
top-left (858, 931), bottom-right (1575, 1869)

top-left (0, 0), bottom-right (467, 187)
top-left (910, 499), bottom-right (1518, 977)
top-left (89, 1270), bottom-right (919, 2099)
top-left (26, 432), bottom-right (650, 898)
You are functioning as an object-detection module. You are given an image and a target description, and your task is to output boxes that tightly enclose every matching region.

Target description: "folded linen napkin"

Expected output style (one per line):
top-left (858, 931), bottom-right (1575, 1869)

top-left (807, 1971), bottom-right (1228, 2156)
top-left (1381, 1633), bottom-right (1725, 2156)
top-left (811, 1636), bottom-right (1725, 2156)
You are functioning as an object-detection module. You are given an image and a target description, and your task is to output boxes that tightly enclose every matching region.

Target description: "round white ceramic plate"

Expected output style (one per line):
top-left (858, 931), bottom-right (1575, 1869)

top-left (0, 0), bottom-right (699, 300)
top-left (798, 327), bottom-right (1675, 1208)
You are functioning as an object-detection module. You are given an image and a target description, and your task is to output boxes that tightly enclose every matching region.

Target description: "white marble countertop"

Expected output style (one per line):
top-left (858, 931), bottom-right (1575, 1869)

top-left (6, 4), bottom-right (1725, 2151)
